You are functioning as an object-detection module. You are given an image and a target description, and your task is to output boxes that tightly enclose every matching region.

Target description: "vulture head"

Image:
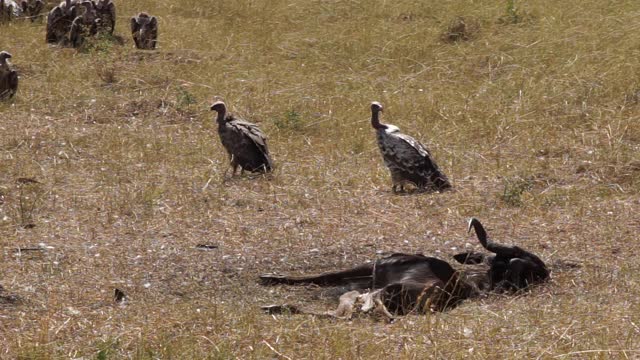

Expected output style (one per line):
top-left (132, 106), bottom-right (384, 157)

top-left (0, 51), bottom-right (12, 66)
top-left (370, 101), bottom-right (383, 113)
top-left (0, 51), bottom-right (12, 61)
top-left (210, 101), bottom-right (228, 123)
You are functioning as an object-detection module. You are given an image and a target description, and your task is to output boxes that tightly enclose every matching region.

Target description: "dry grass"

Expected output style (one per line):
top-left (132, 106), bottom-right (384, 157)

top-left (1, 0), bottom-right (640, 358)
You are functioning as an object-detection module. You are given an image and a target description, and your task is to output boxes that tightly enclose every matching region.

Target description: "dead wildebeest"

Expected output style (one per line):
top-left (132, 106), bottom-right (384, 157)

top-left (260, 218), bottom-right (549, 319)
top-left (130, 12), bottom-right (157, 50)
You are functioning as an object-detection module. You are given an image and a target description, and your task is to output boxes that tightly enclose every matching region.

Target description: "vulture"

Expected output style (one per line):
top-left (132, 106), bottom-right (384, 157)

top-left (0, 0), bottom-right (20, 21)
top-left (210, 101), bottom-right (274, 175)
top-left (0, 51), bottom-right (18, 100)
top-left (46, 0), bottom-right (78, 44)
top-left (130, 12), bottom-right (158, 50)
top-left (21, 0), bottom-right (44, 21)
top-left (68, 0), bottom-right (98, 48)
top-left (93, 0), bottom-right (114, 35)
top-left (371, 102), bottom-right (451, 193)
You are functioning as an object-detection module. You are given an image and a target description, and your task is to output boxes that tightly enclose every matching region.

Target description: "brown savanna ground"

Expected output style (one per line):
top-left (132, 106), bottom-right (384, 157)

top-left (1, 0), bottom-right (640, 358)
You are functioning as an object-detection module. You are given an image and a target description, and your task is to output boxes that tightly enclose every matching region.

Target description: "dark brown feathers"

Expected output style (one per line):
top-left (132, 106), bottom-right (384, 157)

top-left (46, 0), bottom-right (78, 44)
top-left (93, 0), bottom-right (115, 35)
top-left (0, 51), bottom-right (18, 100)
top-left (68, 1), bottom-right (98, 48)
top-left (210, 101), bottom-right (274, 174)
top-left (130, 12), bottom-right (158, 50)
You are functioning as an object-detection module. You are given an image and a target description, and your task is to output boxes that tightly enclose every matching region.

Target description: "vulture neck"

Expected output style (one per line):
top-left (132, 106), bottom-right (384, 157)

top-left (371, 110), bottom-right (386, 130)
top-left (215, 110), bottom-right (228, 125)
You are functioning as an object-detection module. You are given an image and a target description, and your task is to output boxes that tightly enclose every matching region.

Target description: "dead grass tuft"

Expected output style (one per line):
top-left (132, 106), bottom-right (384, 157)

top-left (441, 17), bottom-right (479, 43)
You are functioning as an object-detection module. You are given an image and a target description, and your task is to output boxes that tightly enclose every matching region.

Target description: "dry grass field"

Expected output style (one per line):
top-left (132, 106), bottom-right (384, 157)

top-left (1, 0), bottom-right (640, 358)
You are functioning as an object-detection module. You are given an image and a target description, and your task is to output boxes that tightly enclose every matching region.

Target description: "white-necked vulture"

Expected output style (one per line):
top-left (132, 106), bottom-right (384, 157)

top-left (371, 101), bottom-right (452, 193)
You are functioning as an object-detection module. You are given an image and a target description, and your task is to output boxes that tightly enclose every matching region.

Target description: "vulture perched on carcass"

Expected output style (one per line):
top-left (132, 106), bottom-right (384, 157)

top-left (130, 12), bottom-right (158, 50)
top-left (68, 0), bottom-right (98, 48)
top-left (210, 101), bottom-right (274, 175)
top-left (0, 51), bottom-right (18, 100)
top-left (370, 102), bottom-right (451, 193)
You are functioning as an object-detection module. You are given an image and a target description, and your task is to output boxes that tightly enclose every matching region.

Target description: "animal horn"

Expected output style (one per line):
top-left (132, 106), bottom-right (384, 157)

top-left (468, 218), bottom-right (517, 256)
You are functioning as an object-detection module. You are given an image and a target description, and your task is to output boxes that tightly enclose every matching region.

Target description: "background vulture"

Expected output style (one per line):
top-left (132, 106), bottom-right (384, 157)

top-left (370, 101), bottom-right (451, 193)
top-left (93, 0), bottom-right (115, 35)
top-left (210, 101), bottom-right (274, 175)
top-left (0, 51), bottom-right (18, 100)
top-left (68, 1), bottom-right (98, 48)
top-left (46, 0), bottom-right (78, 44)
top-left (130, 12), bottom-right (158, 50)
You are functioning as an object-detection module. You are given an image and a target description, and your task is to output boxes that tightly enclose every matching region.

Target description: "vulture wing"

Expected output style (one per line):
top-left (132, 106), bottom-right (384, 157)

top-left (0, 69), bottom-right (18, 99)
top-left (230, 119), bottom-right (273, 170)
top-left (106, 1), bottom-right (115, 32)
top-left (382, 132), bottom-right (438, 174)
top-left (231, 120), bottom-right (270, 155)
top-left (8, 70), bottom-right (17, 97)
top-left (130, 16), bottom-right (140, 33)
top-left (393, 132), bottom-right (439, 170)
top-left (380, 130), bottom-right (451, 190)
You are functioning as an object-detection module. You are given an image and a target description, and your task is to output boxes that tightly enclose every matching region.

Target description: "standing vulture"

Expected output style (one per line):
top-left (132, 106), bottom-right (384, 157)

top-left (46, 0), bottom-right (78, 44)
top-left (130, 12), bottom-right (158, 50)
top-left (22, 0), bottom-right (45, 21)
top-left (371, 102), bottom-right (451, 193)
top-left (0, 0), bottom-right (43, 22)
top-left (210, 101), bottom-right (274, 175)
top-left (0, 0), bottom-right (18, 22)
top-left (0, 51), bottom-right (18, 100)
top-left (93, 0), bottom-right (114, 35)
top-left (68, 1), bottom-right (98, 48)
